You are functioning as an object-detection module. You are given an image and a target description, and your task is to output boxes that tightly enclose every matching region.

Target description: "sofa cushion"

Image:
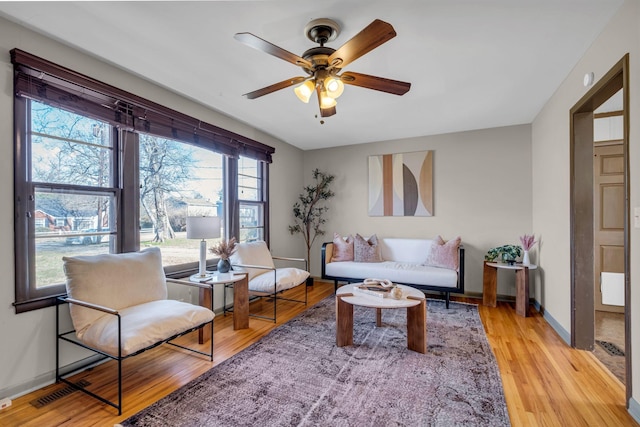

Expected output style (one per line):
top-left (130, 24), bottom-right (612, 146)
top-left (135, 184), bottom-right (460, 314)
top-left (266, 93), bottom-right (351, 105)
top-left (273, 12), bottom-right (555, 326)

top-left (249, 267), bottom-right (310, 293)
top-left (424, 235), bottom-right (461, 271)
top-left (354, 234), bottom-right (382, 262)
top-left (331, 233), bottom-right (354, 262)
top-left (325, 261), bottom-right (458, 288)
top-left (63, 248), bottom-right (167, 337)
top-left (80, 299), bottom-right (214, 356)
top-left (230, 240), bottom-right (275, 281)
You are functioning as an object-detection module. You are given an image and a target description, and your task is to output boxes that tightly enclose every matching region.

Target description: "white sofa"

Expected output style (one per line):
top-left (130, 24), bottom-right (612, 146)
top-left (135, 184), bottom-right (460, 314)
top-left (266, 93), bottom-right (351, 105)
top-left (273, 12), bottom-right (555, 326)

top-left (321, 237), bottom-right (464, 308)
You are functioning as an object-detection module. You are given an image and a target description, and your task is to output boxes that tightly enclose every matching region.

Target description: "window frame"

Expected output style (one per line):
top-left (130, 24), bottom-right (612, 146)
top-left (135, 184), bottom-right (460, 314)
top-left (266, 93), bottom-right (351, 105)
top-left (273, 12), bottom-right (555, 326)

top-left (12, 49), bottom-right (274, 313)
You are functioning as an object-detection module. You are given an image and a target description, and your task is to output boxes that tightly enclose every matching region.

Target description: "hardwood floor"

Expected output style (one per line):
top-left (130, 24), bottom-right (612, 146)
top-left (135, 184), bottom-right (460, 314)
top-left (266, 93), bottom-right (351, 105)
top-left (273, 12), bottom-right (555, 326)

top-left (0, 281), bottom-right (637, 426)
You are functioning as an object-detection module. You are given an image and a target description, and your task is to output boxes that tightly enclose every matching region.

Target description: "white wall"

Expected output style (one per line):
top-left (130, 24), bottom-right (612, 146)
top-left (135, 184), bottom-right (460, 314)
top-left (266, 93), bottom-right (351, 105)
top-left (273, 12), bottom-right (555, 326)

top-left (0, 17), bottom-right (304, 398)
top-left (303, 124), bottom-right (533, 294)
top-left (531, 0), bottom-right (640, 409)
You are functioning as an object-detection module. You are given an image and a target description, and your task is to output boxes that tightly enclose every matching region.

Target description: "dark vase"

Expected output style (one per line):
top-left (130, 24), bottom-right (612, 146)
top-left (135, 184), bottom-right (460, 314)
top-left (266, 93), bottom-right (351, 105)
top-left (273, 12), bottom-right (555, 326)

top-left (217, 258), bottom-right (231, 273)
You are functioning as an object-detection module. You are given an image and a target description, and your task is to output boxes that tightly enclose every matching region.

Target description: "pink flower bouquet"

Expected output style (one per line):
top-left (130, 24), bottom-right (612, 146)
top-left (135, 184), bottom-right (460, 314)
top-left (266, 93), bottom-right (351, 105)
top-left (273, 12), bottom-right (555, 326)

top-left (519, 234), bottom-right (537, 251)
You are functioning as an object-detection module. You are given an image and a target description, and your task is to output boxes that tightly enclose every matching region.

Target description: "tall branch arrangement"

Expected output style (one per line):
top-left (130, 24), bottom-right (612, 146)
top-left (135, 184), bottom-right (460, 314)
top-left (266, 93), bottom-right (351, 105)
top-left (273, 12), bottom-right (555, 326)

top-left (288, 169), bottom-right (335, 271)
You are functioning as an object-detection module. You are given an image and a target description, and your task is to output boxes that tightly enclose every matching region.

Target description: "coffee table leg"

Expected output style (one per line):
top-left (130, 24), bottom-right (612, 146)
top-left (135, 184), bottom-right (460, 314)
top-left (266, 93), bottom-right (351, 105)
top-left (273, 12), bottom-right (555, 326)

top-left (376, 308), bottom-right (382, 326)
top-left (336, 295), bottom-right (354, 347)
top-left (233, 275), bottom-right (249, 330)
top-left (406, 299), bottom-right (427, 354)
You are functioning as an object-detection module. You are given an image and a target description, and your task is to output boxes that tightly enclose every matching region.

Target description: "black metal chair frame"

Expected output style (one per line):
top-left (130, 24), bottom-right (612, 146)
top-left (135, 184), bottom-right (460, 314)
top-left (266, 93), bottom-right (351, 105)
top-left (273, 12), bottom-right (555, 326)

top-left (55, 278), bottom-right (214, 415)
top-left (225, 256), bottom-right (308, 322)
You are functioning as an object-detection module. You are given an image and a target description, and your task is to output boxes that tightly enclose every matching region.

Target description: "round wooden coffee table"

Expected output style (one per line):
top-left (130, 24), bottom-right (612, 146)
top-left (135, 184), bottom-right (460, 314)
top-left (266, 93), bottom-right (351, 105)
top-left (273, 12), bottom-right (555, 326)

top-left (335, 283), bottom-right (427, 354)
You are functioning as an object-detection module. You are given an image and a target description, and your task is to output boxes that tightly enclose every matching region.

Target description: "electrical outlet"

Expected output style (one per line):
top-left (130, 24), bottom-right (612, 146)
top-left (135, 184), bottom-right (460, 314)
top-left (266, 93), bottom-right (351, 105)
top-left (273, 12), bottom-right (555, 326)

top-left (0, 398), bottom-right (11, 410)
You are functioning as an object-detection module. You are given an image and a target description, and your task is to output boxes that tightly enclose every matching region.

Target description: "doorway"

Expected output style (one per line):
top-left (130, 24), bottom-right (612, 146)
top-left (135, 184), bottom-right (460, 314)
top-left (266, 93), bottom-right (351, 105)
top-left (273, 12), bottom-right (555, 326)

top-left (570, 54), bottom-right (631, 403)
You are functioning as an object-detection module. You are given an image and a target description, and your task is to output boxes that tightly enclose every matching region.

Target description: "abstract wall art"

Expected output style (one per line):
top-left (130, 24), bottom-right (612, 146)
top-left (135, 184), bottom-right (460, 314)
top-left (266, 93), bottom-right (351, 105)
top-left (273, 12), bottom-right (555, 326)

top-left (368, 150), bottom-right (433, 217)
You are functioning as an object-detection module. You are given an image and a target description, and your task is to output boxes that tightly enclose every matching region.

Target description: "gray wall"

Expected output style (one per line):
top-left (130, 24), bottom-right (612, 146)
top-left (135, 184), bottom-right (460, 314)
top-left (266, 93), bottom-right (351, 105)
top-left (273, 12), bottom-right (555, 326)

top-left (0, 16), bottom-right (304, 398)
top-left (531, 0), bottom-right (639, 410)
top-left (303, 124), bottom-right (533, 294)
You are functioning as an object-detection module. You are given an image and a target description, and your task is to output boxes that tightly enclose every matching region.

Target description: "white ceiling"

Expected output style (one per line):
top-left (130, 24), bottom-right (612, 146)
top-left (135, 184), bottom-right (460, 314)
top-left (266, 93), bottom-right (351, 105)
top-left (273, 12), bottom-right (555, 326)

top-left (0, 1), bottom-right (623, 150)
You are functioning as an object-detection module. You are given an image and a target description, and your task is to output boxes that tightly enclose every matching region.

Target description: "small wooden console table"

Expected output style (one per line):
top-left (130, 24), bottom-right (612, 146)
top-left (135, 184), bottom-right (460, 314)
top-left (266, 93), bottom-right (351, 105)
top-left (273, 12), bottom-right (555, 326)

top-left (482, 261), bottom-right (537, 317)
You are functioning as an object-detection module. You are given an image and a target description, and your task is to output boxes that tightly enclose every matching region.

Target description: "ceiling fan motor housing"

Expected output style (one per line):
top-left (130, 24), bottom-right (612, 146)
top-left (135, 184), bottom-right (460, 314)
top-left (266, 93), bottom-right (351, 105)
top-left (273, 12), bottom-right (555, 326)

top-left (304, 18), bottom-right (340, 45)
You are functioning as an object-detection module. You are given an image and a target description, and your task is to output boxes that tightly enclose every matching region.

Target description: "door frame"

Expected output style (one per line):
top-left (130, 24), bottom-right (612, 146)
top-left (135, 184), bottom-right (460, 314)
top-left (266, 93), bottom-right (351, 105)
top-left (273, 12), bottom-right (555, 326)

top-left (570, 54), bottom-right (630, 403)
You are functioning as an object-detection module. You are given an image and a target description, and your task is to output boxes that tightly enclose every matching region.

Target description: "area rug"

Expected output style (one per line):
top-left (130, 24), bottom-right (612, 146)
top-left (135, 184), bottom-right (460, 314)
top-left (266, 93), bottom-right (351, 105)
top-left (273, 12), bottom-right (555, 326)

top-left (120, 297), bottom-right (510, 426)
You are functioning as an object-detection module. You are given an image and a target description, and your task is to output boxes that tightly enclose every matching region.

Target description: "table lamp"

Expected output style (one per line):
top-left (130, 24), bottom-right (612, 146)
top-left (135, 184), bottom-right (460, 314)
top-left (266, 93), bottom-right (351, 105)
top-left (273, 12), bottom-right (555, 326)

top-left (186, 216), bottom-right (221, 279)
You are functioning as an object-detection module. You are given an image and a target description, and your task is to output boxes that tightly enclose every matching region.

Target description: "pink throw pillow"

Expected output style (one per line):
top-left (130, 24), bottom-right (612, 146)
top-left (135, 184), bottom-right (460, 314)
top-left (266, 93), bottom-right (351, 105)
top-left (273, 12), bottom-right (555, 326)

top-left (424, 235), bottom-right (461, 270)
top-left (354, 234), bottom-right (383, 263)
top-left (331, 233), bottom-right (354, 262)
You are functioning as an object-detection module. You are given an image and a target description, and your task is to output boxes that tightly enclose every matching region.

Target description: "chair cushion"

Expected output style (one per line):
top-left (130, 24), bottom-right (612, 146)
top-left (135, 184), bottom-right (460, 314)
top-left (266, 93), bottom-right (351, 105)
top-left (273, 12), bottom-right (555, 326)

top-left (248, 267), bottom-right (310, 293)
top-left (229, 241), bottom-right (275, 281)
top-left (63, 248), bottom-right (167, 337)
top-left (79, 299), bottom-right (214, 357)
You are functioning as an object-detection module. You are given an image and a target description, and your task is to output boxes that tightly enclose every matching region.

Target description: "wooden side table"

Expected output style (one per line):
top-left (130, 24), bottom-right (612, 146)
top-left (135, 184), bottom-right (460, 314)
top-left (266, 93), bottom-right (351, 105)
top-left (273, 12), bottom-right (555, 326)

top-left (482, 261), bottom-right (537, 317)
top-left (190, 273), bottom-right (249, 343)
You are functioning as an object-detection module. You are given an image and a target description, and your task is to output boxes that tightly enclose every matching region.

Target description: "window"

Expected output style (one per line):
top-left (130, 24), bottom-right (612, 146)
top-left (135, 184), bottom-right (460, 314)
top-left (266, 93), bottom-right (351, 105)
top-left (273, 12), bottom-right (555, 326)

top-left (15, 101), bottom-right (118, 309)
top-left (138, 134), bottom-right (225, 268)
top-left (12, 49), bottom-right (274, 312)
top-left (238, 157), bottom-right (267, 243)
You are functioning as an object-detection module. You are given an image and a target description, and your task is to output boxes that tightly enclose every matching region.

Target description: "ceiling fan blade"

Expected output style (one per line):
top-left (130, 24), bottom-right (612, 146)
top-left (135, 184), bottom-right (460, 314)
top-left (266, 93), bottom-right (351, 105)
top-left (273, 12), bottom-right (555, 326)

top-left (328, 19), bottom-right (397, 69)
top-left (243, 76), bottom-right (307, 99)
top-left (340, 72), bottom-right (411, 95)
top-left (316, 86), bottom-right (337, 117)
top-left (234, 32), bottom-right (313, 69)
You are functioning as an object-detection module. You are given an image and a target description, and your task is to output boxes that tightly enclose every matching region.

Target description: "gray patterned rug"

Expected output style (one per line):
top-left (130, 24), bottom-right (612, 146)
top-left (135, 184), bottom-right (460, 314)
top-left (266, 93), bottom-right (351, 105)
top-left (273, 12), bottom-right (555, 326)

top-left (120, 297), bottom-right (510, 426)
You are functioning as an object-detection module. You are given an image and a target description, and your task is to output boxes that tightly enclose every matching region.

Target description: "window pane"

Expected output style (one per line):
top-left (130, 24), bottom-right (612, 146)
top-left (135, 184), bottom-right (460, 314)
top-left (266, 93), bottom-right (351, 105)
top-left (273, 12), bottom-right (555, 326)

top-left (35, 236), bottom-right (110, 289)
top-left (31, 101), bottom-right (112, 146)
top-left (238, 157), bottom-right (261, 201)
top-left (34, 190), bottom-right (114, 289)
top-left (139, 134), bottom-right (225, 267)
top-left (239, 203), bottom-right (264, 243)
top-left (31, 102), bottom-right (113, 187)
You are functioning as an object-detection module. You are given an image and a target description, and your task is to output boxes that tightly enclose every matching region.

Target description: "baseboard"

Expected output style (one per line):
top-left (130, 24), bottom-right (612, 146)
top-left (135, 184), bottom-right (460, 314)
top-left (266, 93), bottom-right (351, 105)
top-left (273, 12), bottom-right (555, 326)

top-left (540, 306), bottom-right (571, 345)
top-left (629, 397), bottom-right (640, 423)
top-left (0, 354), bottom-right (105, 400)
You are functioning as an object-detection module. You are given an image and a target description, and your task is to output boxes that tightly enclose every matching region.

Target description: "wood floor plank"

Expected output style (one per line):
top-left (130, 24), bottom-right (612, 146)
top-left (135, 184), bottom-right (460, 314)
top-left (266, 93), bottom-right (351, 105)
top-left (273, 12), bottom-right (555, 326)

top-left (0, 282), bottom-right (637, 426)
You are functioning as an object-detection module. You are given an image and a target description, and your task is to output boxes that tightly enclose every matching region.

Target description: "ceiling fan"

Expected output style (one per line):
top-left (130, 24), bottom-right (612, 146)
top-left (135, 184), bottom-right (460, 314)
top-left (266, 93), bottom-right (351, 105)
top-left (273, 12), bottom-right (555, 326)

top-left (234, 18), bottom-right (411, 118)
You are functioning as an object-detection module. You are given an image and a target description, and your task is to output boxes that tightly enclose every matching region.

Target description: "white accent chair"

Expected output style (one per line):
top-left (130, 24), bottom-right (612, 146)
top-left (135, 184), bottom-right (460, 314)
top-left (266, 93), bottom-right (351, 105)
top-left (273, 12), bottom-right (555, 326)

top-left (228, 241), bottom-right (309, 322)
top-left (56, 247), bottom-right (214, 415)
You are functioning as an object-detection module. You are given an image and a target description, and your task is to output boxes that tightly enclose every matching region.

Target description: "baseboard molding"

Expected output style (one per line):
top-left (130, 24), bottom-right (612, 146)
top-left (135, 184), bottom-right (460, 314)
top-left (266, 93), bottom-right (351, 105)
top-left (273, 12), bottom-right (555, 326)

top-left (0, 354), bottom-right (105, 400)
top-left (539, 305), bottom-right (571, 345)
top-left (629, 397), bottom-right (640, 423)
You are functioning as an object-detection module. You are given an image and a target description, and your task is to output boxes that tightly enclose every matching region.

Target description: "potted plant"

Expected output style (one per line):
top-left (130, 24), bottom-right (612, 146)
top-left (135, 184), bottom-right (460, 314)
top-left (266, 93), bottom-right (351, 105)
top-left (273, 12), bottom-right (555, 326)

top-left (288, 169), bottom-right (335, 281)
top-left (485, 244), bottom-right (522, 265)
top-left (209, 237), bottom-right (237, 273)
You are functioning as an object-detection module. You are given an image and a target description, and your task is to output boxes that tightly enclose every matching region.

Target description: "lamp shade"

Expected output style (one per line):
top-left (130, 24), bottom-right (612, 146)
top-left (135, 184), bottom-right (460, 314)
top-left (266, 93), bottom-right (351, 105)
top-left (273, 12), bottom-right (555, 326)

top-left (294, 80), bottom-right (315, 103)
top-left (325, 77), bottom-right (344, 99)
top-left (186, 216), bottom-right (221, 239)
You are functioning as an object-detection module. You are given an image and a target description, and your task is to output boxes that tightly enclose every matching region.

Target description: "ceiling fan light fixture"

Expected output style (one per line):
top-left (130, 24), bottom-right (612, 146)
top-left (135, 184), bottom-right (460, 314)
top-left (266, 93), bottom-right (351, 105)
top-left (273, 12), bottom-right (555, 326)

top-left (319, 91), bottom-right (337, 108)
top-left (294, 80), bottom-right (315, 103)
top-left (325, 77), bottom-right (344, 99)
